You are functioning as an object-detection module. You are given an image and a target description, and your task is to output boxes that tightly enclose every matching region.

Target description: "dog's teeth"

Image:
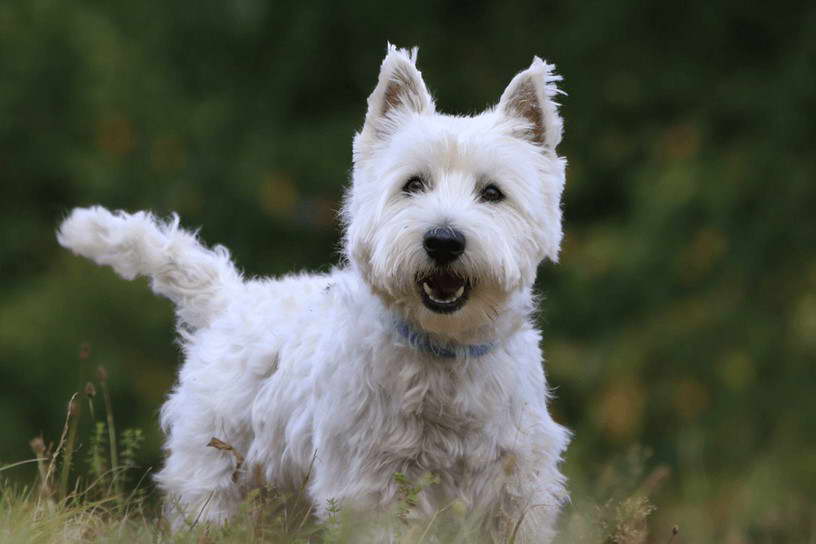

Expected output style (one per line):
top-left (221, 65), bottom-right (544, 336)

top-left (422, 280), bottom-right (466, 304)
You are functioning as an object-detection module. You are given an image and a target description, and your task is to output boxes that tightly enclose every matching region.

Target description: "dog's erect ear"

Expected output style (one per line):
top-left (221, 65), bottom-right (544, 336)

top-left (498, 57), bottom-right (564, 152)
top-left (361, 44), bottom-right (434, 139)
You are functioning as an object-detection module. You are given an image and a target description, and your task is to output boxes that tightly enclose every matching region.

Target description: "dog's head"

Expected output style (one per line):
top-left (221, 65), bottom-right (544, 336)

top-left (342, 45), bottom-right (565, 338)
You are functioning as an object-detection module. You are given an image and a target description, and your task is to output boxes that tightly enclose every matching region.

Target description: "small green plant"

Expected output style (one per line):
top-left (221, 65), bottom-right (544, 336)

top-left (394, 471), bottom-right (440, 522)
top-left (323, 497), bottom-right (342, 542)
top-left (120, 428), bottom-right (144, 473)
top-left (86, 421), bottom-right (108, 482)
top-left (20, 354), bottom-right (148, 514)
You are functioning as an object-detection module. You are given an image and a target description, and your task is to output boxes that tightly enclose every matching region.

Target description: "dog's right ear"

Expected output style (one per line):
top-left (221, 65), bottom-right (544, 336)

top-left (498, 57), bottom-right (564, 153)
top-left (356, 44), bottom-right (434, 149)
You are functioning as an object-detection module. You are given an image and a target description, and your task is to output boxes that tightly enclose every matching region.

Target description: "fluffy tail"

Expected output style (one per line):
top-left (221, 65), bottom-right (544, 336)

top-left (57, 206), bottom-right (242, 330)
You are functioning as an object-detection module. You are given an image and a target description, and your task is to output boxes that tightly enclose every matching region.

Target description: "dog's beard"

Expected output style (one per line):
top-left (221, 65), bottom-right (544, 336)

top-left (410, 279), bottom-right (509, 340)
top-left (370, 259), bottom-right (511, 340)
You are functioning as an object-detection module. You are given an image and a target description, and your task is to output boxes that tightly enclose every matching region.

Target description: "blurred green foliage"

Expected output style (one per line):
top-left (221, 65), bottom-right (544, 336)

top-left (1, 0), bottom-right (814, 541)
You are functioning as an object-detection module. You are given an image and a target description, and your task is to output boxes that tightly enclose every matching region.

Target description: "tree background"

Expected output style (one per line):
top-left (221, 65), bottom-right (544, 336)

top-left (1, 1), bottom-right (814, 541)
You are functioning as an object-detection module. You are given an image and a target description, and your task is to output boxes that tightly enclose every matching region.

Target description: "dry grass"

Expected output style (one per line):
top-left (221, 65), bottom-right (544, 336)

top-left (0, 372), bottom-right (675, 543)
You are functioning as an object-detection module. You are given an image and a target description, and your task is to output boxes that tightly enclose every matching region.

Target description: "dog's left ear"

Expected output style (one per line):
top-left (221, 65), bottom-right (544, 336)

top-left (358, 44), bottom-right (434, 146)
top-left (498, 57), bottom-right (564, 152)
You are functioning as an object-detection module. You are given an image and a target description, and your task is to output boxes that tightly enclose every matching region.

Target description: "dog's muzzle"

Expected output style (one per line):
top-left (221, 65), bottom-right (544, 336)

top-left (418, 226), bottom-right (470, 313)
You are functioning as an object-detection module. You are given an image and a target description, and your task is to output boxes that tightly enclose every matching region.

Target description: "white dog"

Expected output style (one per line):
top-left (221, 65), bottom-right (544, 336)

top-left (58, 45), bottom-right (570, 542)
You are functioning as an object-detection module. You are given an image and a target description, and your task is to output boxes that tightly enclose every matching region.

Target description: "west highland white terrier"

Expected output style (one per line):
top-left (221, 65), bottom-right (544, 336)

top-left (57, 45), bottom-right (570, 542)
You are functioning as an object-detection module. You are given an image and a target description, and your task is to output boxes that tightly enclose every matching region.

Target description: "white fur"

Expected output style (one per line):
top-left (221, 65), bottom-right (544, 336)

top-left (57, 45), bottom-right (570, 542)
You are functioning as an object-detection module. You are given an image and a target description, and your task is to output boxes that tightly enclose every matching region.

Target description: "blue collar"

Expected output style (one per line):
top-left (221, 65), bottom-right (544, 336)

top-left (394, 319), bottom-right (495, 359)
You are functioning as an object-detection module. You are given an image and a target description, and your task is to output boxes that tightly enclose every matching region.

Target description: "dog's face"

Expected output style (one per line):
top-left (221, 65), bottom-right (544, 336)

top-left (343, 46), bottom-right (566, 337)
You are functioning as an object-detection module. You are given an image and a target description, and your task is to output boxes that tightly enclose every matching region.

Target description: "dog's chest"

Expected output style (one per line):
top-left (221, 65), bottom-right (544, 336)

top-left (376, 360), bottom-right (501, 472)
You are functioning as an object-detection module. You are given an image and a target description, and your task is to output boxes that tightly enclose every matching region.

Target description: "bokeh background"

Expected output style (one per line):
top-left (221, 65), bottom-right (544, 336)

top-left (1, 1), bottom-right (814, 541)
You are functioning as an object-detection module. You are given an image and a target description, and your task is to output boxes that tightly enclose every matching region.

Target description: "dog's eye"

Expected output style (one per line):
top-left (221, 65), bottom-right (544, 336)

top-left (402, 176), bottom-right (426, 195)
top-left (479, 184), bottom-right (504, 203)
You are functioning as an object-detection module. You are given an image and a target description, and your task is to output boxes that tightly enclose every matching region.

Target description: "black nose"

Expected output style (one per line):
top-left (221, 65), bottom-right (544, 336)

top-left (423, 227), bottom-right (466, 265)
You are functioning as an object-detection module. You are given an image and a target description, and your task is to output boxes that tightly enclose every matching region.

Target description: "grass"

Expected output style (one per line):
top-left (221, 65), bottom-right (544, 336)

top-left (2, 480), bottom-right (670, 544)
top-left (0, 367), bottom-right (676, 543)
top-left (23, 364), bottom-right (814, 543)
top-left (0, 407), bottom-right (673, 542)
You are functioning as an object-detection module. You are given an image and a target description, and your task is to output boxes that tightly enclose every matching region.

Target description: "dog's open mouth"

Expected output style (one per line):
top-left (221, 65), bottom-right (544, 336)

top-left (418, 271), bottom-right (470, 313)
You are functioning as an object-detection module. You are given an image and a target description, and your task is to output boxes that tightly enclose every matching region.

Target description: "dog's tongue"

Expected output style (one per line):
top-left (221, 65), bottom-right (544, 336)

top-left (427, 271), bottom-right (464, 298)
